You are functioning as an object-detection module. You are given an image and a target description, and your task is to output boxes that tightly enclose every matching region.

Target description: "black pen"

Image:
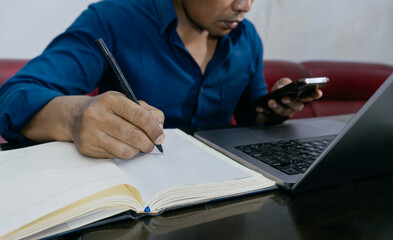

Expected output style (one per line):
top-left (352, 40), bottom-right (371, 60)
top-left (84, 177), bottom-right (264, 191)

top-left (95, 37), bottom-right (164, 154)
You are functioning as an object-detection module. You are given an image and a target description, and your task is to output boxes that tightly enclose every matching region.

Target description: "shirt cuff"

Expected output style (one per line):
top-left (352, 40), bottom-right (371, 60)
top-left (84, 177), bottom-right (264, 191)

top-left (0, 85), bottom-right (63, 144)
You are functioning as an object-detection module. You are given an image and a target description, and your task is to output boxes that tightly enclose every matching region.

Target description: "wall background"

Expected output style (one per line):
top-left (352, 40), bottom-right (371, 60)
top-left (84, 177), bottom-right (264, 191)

top-left (1, 0), bottom-right (392, 66)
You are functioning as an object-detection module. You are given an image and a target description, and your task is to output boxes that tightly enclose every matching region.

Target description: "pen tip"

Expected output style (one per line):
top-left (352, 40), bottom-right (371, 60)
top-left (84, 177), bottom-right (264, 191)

top-left (156, 144), bottom-right (164, 154)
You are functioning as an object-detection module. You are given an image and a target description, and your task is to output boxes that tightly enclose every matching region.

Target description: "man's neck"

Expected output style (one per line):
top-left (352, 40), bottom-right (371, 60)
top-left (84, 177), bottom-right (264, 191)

top-left (177, 27), bottom-right (218, 74)
top-left (172, 1), bottom-right (218, 75)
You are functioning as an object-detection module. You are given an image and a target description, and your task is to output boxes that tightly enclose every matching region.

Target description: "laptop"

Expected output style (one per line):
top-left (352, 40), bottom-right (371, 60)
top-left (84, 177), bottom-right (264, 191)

top-left (195, 73), bottom-right (393, 193)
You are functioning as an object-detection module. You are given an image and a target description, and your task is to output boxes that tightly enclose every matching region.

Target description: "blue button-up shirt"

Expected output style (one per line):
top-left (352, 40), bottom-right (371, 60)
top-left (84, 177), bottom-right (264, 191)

top-left (0, 0), bottom-right (267, 143)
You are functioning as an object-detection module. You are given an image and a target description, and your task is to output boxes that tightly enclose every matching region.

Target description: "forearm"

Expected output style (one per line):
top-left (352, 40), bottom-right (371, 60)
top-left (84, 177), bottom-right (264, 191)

top-left (21, 95), bottom-right (91, 142)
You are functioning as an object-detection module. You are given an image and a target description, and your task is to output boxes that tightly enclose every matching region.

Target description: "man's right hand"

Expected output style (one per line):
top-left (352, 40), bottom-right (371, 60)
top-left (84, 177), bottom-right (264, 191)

top-left (21, 91), bottom-right (165, 159)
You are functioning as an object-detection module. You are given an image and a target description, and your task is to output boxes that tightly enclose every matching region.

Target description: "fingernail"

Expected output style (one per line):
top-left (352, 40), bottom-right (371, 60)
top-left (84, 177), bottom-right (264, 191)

top-left (271, 102), bottom-right (277, 108)
top-left (283, 98), bottom-right (291, 104)
top-left (159, 123), bottom-right (163, 130)
top-left (155, 134), bottom-right (165, 145)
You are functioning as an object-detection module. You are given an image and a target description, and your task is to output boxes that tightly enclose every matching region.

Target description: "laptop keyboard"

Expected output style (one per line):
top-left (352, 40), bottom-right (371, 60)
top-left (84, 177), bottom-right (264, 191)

top-left (235, 135), bottom-right (336, 175)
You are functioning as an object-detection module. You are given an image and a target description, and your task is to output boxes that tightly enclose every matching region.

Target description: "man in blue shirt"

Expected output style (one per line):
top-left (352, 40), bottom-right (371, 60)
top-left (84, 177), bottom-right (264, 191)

top-left (0, 0), bottom-right (321, 159)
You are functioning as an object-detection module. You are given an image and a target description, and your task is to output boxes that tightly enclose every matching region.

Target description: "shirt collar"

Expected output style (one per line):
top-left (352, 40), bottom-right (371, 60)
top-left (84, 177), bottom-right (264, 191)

top-left (154, 0), bottom-right (177, 34)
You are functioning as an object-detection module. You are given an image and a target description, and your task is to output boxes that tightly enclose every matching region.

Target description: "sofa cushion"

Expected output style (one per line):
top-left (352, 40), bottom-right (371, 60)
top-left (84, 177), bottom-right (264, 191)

top-left (0, 59), bottom-right (28, 86)
top-left (302, 61), bottom-right (393, 100)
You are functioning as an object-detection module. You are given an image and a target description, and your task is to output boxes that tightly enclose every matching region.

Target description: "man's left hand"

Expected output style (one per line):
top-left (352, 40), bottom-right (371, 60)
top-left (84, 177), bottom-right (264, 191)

top-left (256, 77), bottom-right (323, 124)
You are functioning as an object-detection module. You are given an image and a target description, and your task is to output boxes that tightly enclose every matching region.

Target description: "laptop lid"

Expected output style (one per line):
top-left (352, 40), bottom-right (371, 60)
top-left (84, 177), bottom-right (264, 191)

top-left (195, 73), bottom-right (393, 193)
top-left (292, 73), bottom-right (393, 192)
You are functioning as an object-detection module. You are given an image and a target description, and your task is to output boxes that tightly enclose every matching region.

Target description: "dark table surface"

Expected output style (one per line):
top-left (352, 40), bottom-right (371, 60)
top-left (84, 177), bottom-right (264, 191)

top-left (3, 115), bottom-right (393, 240)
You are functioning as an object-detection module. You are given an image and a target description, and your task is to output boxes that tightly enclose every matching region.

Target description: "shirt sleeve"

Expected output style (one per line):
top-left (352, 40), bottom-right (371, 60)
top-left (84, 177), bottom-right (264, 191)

top-left (0, 2), bottom-right (113, 143)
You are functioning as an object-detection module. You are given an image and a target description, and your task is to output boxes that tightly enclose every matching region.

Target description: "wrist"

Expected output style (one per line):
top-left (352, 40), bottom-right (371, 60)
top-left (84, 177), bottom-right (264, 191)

top-left (64, 96), bottom-right (92, 142)
top-left (20, 95), bottom-right (92, 142)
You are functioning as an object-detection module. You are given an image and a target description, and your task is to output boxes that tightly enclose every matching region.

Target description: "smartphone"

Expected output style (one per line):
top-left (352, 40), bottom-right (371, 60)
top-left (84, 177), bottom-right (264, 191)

top-left (251, 77), bottom-right (329, 109)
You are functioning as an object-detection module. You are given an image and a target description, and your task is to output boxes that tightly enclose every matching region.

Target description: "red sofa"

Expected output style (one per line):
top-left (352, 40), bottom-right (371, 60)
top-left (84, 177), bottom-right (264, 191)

top-left (1, 59), bottom-right (393, 143)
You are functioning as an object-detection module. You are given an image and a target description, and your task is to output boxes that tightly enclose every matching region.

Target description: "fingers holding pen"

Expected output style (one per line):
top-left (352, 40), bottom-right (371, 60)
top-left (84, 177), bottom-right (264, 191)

top-left (112, 96), bottom-right (165, 146)
top-left (72, 91), bottom-right (165, 159)
top-left (76, 132), bottom-right (140, 160)
top-left (103, 92), bottom-right (165, 153)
